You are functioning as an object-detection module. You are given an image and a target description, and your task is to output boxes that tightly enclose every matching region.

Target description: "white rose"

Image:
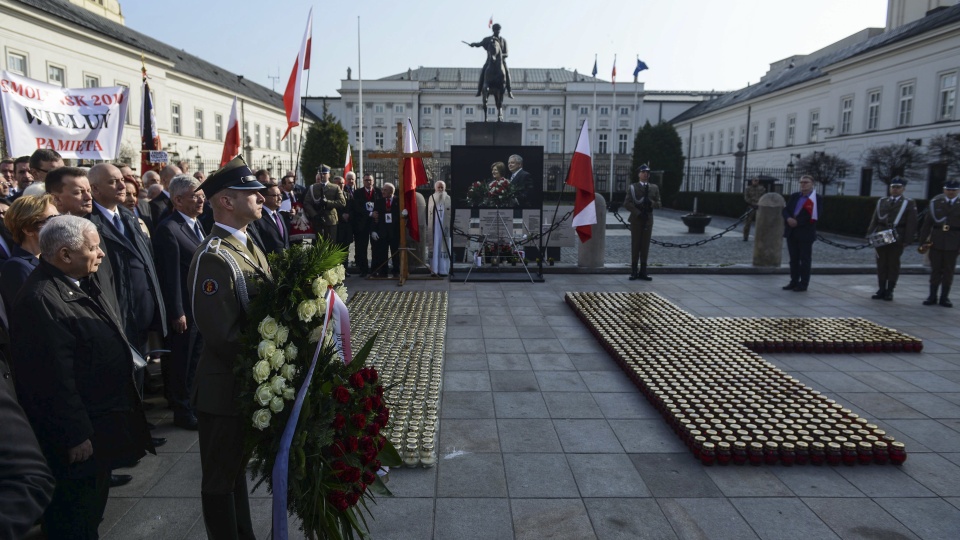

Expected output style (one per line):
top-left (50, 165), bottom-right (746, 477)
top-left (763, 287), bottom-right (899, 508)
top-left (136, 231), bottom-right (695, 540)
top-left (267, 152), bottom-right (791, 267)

top-left (312, 277), bottom-right (329, 297)
top-left (252, 408), bottom-right (272, 430)
top-left (255, 383), bottom-right (274, 406)
top-left (269, 396), bottom-right (285, 413)
top-left (297, 300), bottom-right (317, 322)
top-left (270, 375), bottom-right (286, 395)
top-left (280, 363), bottom-right (297, 381)
top-left (282, 386), bottom-right (296, 401)
top-left (284, 343), bottom-right (298, 361)
top-left (334, 284), bottom-right (348, 302)
top-left (308, 326), bottom-right (324, 343)
top-left (274, 325), bottom-right (289, 345)
top-left (323, 268), bottom-right (339, 286)
top-left (336, 264), bottom-right (346, 283)
top-left (269, 350), bottom-right (285, 370)
top-left (252, 360), bottom-right (271, 384)
top-left (257, 340), bottom-right (277, 360)
top-left (258, 316), bottom-right (279, 340)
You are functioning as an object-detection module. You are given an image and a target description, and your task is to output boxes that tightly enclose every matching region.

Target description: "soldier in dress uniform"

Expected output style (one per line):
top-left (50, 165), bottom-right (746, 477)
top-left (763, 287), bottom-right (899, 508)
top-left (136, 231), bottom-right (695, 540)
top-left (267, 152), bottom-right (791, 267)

top-left (303, 165), bottom-right (347, 243)
top-left (188, 155), bottom-right (270, 539)
top-left (742, 176), bottom-right (766, 241)
top-left (623, 164), bottom-right (661, 281)
top-left (918, 178), bottom-right (960, 307)
top-left (867, 177), bottom-right (917, 301)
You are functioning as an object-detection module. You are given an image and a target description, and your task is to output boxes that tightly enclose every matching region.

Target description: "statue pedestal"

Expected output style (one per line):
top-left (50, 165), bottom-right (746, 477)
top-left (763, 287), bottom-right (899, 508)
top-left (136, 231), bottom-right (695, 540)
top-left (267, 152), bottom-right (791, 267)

top-left (465, 122), bottom-right (521, 146)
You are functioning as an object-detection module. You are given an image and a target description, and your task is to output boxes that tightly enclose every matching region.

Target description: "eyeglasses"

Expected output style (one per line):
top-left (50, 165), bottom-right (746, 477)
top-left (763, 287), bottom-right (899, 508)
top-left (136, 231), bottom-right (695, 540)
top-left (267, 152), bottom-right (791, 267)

top-left (36, 214), bottom-right (62, 226)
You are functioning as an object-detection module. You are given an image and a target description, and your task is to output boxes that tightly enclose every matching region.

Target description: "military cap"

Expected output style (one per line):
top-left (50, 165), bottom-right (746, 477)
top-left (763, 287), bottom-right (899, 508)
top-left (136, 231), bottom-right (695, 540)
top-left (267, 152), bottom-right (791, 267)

top-left (195, 155), bottom-right (265, 198)
top-left (889, 177), bottom-right (906, 187)
top-left (945, 179), bottom-right (960, 190)
top-left (318, 164), bottom-right (331, 174)
top-left (638, 164), bottom-right (650, 172)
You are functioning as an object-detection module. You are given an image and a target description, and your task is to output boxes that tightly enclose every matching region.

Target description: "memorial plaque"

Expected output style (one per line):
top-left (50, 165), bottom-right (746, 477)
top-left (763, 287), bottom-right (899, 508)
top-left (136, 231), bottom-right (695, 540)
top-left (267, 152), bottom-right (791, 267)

top-left (452, 211), bottom-right (472, 248)
top-left (543, 205), bottom-right (576, 247)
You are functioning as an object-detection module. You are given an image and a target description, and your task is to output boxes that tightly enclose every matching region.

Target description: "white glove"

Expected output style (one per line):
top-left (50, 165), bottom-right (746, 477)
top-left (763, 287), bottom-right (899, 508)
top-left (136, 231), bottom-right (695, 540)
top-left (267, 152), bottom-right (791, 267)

top-left (401, 209), bottom-right (408, 217)
top-left (370, 232), bottom-right (380, 241)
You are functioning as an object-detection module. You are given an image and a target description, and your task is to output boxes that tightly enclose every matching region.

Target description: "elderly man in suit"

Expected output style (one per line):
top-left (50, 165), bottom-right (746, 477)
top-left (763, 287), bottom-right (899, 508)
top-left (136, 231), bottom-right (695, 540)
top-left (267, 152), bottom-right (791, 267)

top-left (782, 175), bottom-right (821, 292)
top-left (251, 182), bottom-right (289, 256)
top-left (153, 174), bottom-right (207, 430)
top-left (12, 215), bottom-right (153, 539)
top-left (148, 164), bottom-right (182, 231)
top-left (919, 178), bottom-right (960, 307)
top-left (189, 156), bottom-right (270, 539)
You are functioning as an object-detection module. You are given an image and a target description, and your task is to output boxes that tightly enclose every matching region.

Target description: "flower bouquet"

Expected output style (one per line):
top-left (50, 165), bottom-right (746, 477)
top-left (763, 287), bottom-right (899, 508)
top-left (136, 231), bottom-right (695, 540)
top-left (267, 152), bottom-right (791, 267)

top-left (463, 179), bottom-right (521, 207)
top-left (464, 180), bottom-right (487, 207)
top-left (237, 239), bottom-right (401, 539)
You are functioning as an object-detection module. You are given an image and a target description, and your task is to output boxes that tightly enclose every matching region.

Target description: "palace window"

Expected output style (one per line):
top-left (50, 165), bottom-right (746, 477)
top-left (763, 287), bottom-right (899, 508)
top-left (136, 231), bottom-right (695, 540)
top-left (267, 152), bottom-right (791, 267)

top-left (938, 72), bottom-right (957, 121)
top-left (866, 90), bottom-right (881, 131)
top-left (840, 96), bottom-right (853, 134)
top-left (47, 65), bottom-right (65, 87)
top-left (215, 114), bottom-right (223, 141)
top-left (786, 115), bottom-right (796, 146)
top-left (897, 82), bottom-right (914, 126)
top-left (195, 109), bottom-right (204, 139)
top-left (171, 103), bottom-right (181, 135)
top-left (6, 51), bottom-right (26, 75)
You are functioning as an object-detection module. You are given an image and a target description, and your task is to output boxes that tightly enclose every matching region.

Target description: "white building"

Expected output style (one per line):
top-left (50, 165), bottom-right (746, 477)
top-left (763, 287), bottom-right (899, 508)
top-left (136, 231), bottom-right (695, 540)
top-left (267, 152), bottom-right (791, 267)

top-left (1, 0), bottom-right (308, 175)
top-left (672, 0), bottom-right (960, 199)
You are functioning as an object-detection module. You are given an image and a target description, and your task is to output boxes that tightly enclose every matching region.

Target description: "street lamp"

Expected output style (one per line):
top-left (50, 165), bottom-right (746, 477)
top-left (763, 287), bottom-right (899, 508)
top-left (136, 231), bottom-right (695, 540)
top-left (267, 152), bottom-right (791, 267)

top-left (786, 153), bottom-right (802, 177)
top-left (906, 138), bottom-right (922, 146)
top-left (715, 160), bottom-right (725, 192)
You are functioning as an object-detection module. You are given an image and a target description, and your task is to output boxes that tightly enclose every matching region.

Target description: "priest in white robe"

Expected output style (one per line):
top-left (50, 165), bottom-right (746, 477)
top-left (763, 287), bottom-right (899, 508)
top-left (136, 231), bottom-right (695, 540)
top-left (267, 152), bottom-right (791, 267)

top-left (427, 181), bottom-right (452, 276)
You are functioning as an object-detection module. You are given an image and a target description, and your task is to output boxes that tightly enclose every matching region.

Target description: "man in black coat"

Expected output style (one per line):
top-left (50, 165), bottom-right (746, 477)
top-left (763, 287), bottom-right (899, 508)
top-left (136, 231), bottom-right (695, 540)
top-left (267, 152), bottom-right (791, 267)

top-left (148, 164), bottom-right (181, 232)
top-left (250, 182), bottom-right (290, 256)
top-left (507, 154), bottom-right (532, 207)
top-left (352, 173), bottom-right (381, 277)
top-left (89, 164), bottom-right (168, 351)
top-left (12, 215), bottom-right (153, 539)
top-left (782, 175), bottom-right (821, 292)
top-left (153, 174), bottom-right (207, 430)
top-left (372, 182), bottom-right (402, 277)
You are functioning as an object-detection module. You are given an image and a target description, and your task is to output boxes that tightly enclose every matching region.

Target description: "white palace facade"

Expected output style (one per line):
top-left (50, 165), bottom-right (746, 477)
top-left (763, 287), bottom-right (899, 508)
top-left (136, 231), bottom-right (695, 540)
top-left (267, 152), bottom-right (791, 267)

top-left (673, 0), bottom-right (960, 199)
top-left (1, 0), bottom-right (307, 175)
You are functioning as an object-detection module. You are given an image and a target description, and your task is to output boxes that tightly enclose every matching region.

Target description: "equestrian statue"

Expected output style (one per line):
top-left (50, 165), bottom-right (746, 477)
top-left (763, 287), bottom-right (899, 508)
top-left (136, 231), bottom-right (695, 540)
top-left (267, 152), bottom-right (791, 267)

top-left (465, 23), bottom-right (514, 122)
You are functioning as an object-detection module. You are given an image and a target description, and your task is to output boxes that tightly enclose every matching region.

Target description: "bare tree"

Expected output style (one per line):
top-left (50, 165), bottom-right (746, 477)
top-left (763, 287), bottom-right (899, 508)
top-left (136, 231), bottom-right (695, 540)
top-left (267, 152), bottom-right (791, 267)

top-left (862, 143), bottom-right (925, 185)
top-left (795, 152), bottom-right (853, 187)
top-left (927, 134), bottom-right (960, 177)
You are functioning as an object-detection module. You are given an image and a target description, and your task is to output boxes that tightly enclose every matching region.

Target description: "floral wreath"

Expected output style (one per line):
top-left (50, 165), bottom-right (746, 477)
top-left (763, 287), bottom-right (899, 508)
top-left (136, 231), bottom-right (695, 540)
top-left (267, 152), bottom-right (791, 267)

top-left (236, 240), bottom-right (401, 539)
top-left (464, 178), bottom-right (521, 207)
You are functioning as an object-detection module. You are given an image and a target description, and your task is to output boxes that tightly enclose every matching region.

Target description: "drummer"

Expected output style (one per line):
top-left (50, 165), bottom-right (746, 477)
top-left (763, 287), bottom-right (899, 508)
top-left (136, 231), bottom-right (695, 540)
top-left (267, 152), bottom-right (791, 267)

top-left (867, 176), bottom-right (917, 301)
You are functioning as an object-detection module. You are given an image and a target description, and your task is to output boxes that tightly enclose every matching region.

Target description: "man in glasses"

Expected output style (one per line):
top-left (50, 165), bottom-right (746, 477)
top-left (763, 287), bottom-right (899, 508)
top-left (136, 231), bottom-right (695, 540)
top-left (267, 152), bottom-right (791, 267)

top-left (28, 149), bottom-right (64, 185)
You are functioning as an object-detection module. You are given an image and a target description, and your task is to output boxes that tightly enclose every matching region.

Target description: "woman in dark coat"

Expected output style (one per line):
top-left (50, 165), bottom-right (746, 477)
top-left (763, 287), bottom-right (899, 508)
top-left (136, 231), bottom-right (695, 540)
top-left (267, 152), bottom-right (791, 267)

top-left (0, 194), bottom-right (58, 309)
top-left (11, 215), bottom-right (153, 539)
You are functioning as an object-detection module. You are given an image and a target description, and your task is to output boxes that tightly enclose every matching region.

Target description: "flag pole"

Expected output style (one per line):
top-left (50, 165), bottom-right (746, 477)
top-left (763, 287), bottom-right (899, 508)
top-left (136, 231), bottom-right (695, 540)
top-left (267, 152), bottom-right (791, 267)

top-left (293, 64), bottom-right (311, 183)
top-left (610, 54), bottom-right (616, 202)
top-left (591, 54), bottom-right (597, 169)
top-left (634, 54), bottom-right (640, 138)
top-left (357, 16), bottom-right (364, 179)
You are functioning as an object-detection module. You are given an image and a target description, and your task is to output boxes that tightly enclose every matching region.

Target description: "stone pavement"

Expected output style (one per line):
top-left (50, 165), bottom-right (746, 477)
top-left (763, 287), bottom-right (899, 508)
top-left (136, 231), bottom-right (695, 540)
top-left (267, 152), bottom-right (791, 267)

top-left (97, 273), bottom-right (960, 539)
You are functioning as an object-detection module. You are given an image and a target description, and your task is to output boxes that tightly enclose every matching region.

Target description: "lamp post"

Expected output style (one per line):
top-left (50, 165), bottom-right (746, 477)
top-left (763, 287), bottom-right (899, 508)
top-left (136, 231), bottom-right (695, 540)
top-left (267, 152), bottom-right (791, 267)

top-left (786, 153), bottom-right (802, 180)
top-left (906, 138), bottom-right (922, 146)
top-left (715, 160), bottom-right (725, 192)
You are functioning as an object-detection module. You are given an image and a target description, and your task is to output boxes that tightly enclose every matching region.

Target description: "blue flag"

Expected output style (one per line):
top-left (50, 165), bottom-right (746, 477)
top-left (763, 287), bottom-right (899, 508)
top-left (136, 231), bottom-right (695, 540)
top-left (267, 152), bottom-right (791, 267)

top-left (633, 58), bottom-right (649, 77)
top-left (591, 59), bottom-right (597, 78)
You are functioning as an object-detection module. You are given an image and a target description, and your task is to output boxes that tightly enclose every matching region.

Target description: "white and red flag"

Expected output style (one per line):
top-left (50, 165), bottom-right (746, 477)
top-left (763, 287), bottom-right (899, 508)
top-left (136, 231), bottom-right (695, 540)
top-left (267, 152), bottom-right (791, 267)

top-left (281, 8), bottom-right (313, 140)
top-left (402, 118), bottom-right (429, 242)
top-left (488, 15), bottom-right (493, 28)
top-left (565, 120), bottom-right (597, 243)
top-left (140, 67), bottom-right (160, 174)
top-left (611, 56), bottom-right (617, 85)
top-left (220, 96), bottom-right (240, 167)
top-left (343, 144), bottom-right (353, 178)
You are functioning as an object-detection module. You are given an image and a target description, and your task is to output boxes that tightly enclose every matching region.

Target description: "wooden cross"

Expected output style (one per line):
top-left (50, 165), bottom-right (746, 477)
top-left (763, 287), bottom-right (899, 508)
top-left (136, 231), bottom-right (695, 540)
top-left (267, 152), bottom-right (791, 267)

top-left (368, 122), bottom-right (433, 285)
top-left (566, 292), bottom-right (916, 466)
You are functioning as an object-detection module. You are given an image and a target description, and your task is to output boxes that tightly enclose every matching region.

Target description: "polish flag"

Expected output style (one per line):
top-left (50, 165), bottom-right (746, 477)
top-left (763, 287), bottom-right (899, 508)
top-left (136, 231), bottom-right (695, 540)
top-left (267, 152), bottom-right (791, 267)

top-left (565, 120), bottom-right (596, 243)
top-left (488, 15), bottom-right (493, 28)
top-left (611, 56), bottom-right (617, 85)
top-left (343, 144), bottom-right (353, 178)
top-left (282, 8), bottom-right (312, 140)
top-left (220, 96), bottom-right (240, 167)
top-left (402, 118), bottom-right (429, 242)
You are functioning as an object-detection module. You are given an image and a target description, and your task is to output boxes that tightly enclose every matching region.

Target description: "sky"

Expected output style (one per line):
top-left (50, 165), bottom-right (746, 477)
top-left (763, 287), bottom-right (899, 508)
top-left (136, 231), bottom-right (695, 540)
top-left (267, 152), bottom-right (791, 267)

top-left (121, 0), bottom-right (888, 97)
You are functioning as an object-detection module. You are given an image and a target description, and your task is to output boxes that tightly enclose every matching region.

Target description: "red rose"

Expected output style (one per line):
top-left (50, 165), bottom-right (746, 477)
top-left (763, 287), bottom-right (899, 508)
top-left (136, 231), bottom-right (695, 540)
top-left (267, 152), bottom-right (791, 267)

top-left (331, 413), bottom-right (346, 430)
top-left (376, 437), bottom-right (386, 451)
top-left (376, 385), bottom-right (384, 397)
top-left (328, 491), bottom-right (349, 512)
top-left (367, 370), bottom-right (379, 384)
top-left (346, 491), bottom-right (360, 506)
top-left (362, 447), bottom-right (378, 464)
top-left (371, 396), bottom-right (382, 409)
top-left (351, 413), bottom-right (367, 430)
top-left (349, 373), bottom-right (365, 390)
top-left (342, 466), bottom-right (361, 484)
top-left (377, 411), bottom-right (390, 426)
top-left (362, 471), bottom-right (377, 485)
top-left (360, 397), bottom-right (374, 412)
top-left (333, 386), bottom-right (350, 404)
top-left (371, 459), bottom-right (381, 471)
top-left (366, 423), bottom-right (381, 436)
top-left (346, 436), bottom-right (359, 453)
top-left (360, 436), bottom-right (375, 452)
top-left (330, 440), bottom-right (346, 457)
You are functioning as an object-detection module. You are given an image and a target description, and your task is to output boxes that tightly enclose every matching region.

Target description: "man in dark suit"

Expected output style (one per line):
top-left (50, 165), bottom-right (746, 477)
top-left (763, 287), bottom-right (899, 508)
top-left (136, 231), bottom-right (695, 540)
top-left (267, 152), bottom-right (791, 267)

top-left (189, 156), bottom-right (270, 538)
top-left (372, 182), bottom-right (402, 277)
top-left (12, 215), bottom-right (153, 539)
top-left (507, 154), bottom-right (532, 206)
top-left (279, 172), bottom-right (304, 204)
top-left (89, 164), bottom-right (168, 352)
top-left (782, 175), bottom-right (820, 292)
top-left (251, 182), bottom-right (289, 256)
top-left (153, 174), bottom-right (207, 430)
top-left (148, 164), bottom-right (181, 232)
top-left (919, 178), bottom-right (960, 307)
top-left (353, 173), bottom-right (381, 277)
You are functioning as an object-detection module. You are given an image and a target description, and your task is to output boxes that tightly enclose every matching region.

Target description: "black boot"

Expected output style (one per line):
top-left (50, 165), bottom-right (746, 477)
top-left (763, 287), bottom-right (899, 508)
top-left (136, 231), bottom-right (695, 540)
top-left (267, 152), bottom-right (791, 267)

top-left (871, 283), bottom-right (886, 300)
top-left (202, 493), bottom-right (239, 540)
top-left (923, 284), bottom-right (939, 306)
top-left (883, 282), bottom-right (895, 301)
top-left (638, 263), bottom-right (652, 281)
top-left (940, 285), bottom-right (953, 308)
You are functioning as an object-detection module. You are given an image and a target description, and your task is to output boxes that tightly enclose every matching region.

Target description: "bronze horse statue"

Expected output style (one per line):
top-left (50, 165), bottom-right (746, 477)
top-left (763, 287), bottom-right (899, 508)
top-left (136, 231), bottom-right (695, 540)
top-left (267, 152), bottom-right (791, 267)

top-left (480, 38), bottom-right (506, 122)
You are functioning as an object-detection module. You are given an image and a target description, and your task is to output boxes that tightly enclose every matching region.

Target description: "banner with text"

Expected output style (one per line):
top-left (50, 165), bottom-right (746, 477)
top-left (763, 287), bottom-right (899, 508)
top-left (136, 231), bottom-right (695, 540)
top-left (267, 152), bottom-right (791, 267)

top-left (0, 70), bottom-right (128, 159)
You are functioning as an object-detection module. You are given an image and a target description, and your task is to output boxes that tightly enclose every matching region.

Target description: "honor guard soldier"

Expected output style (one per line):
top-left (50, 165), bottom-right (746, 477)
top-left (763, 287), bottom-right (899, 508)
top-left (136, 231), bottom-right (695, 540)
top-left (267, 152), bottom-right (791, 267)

top-left (743, 176), bottom-right (766, 241)
top-left (867, 176), bottom-right (917, 301)
top-left (623, 164), bottom-right (661, 281)
top-left (188, 155), bottom-right (271, 539)
top-left (919, 178), bottom-right (960, 307)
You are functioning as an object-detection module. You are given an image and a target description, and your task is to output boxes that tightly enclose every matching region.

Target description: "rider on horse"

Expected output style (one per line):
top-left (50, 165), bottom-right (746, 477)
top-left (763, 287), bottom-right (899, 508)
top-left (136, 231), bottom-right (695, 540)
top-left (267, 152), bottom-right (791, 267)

top-left (470, 23), bottom-right (514, 99)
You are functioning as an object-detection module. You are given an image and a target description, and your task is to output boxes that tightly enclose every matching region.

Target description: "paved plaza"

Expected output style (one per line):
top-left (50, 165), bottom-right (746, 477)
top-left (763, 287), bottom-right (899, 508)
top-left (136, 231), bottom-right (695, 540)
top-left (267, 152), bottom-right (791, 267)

top-left (92, 268), bottom-right (960, 540)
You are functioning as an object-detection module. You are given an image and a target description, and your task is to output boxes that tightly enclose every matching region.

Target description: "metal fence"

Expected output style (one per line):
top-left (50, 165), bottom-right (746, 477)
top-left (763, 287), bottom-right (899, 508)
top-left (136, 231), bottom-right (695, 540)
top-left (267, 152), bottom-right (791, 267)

top-left (681, 166), bottom-right (823, 195)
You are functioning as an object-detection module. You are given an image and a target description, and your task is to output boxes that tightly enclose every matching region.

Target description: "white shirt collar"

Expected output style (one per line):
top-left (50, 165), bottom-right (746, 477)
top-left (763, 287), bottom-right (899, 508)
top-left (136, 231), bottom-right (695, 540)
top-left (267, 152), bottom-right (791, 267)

top-left (94, 200), bottom-right (119, 222)
top-left (215, 222), bottom-right (247, 247)
top-left (177, 210), bottom-right (198, 228)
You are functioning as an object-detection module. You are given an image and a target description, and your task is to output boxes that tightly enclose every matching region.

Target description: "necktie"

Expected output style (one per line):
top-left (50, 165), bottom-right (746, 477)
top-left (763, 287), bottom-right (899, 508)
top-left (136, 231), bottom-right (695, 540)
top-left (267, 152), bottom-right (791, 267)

top-left (112, 213), bottom-right (126, 237)
top-left (387, 199), bottom-right (392, 211)
top-left (273, 212), bottom-right (284, 238)
top-left (193, 221), bottom-right (204, 242)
